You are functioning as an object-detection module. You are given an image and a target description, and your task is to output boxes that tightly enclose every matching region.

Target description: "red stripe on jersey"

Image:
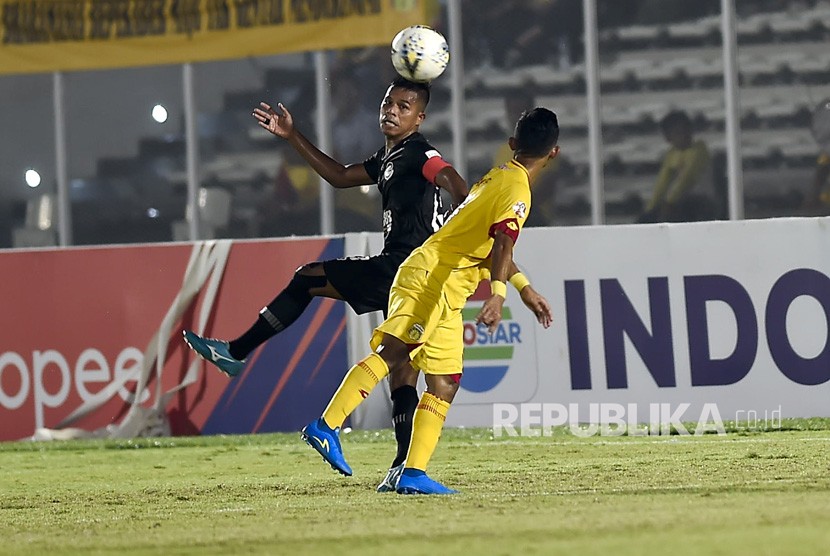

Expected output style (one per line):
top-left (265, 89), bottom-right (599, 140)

top-left (422, 156), bottom-right (451, 184)
top-left (489, 218), bottom-right (521, 243)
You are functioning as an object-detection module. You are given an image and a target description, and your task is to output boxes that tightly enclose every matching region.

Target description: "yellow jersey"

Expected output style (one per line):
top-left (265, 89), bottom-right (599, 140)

top-left (400, 159), bottom-right (532, 307)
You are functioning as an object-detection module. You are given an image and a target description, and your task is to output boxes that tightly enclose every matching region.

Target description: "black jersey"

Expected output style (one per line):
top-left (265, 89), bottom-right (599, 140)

top-left (363, 132), bottom-right (448, 255)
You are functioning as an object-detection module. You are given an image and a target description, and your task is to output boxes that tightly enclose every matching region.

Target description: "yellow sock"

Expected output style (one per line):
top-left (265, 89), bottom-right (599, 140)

top-left (322, 353), bottom-right (389, 429)
top-left (405, 392), bottom-right (451, 471)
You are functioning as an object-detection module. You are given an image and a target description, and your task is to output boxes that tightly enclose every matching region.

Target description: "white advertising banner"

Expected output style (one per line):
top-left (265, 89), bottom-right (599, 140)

top-left (451, 218), bottom-right (830, 428)
top-left (346, 218), bottom-right (830, 429)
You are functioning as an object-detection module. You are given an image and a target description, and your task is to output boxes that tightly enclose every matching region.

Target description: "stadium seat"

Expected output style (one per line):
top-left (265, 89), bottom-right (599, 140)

top-left (602, 107), bottom-right (642, 127)
top-left (666, 18), bottom-right (719, 42)
top-left (616, 24), bottom-right (662, 43)
top-left (790, 55), bottom-right (830, 74)
top-left (682, 58), bottom-right (724, 81)
top-left (780, 140), bottom-right (821, 158)
top-left (634, 62), bottom-right (681, 85)
top-left (768, 12), bottom-right (814, 35)
top-left (521, 64), bottom-right (579, 88)
top-left (755, 101), bottom-right (802, 120)
top-left (736, 13), bottom-right (770, 38)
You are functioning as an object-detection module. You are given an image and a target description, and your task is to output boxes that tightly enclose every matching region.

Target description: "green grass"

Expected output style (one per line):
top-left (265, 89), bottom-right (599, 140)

top-left (2, 423), bottom-right (830, 555)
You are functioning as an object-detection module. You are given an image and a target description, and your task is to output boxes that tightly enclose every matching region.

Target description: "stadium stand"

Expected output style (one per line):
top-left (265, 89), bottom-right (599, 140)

top-left (46, 0), bottom-right (830, 241)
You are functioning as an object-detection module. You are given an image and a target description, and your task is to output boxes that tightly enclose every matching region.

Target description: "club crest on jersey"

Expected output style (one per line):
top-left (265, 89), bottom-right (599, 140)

top-left (407, 323), bottom-right (425, 341)
top-left (512, 201), bottom-right (527, 219)
top-left (383, 163), bottom-right (394, 180)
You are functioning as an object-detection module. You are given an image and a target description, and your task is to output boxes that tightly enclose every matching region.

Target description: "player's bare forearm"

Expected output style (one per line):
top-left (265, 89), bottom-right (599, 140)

top-left (253, 101), bottom-right (371, 188)
top-left (506, 260), bottom-right (553, 327)
top-left (489, 230), bottom-right (515, 283)
top-left (475, 231), bottom-right (514, 333)
top-left (287, 130), bottom-right (372, 188)
top-left (434, 166), bottom-right (469, 206)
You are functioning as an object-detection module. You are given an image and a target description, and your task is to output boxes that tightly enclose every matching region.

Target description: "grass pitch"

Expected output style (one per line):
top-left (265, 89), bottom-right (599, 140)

top-left (2, 422), bottom-right (829, 555)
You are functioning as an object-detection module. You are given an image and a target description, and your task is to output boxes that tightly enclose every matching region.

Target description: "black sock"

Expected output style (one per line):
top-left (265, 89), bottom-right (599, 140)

top-left (228, 316), bottom-right (274, 360)
top-left (227, 272), bottom-right (326, 360)
top-left (390, 385), bottom-right (419, 468)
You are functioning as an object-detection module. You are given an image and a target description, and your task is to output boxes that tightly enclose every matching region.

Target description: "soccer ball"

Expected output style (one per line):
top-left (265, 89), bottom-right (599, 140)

top-left (390, 25), bottom-right (449, 83)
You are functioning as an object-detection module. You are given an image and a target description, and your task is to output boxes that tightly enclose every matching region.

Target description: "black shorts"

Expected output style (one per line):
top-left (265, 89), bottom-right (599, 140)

top-left (323, 251), bottom-right (408, 315)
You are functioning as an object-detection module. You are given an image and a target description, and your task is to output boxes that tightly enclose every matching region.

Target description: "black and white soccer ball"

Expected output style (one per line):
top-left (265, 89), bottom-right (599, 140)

top-left (391, 25), bottom-right (449, 84)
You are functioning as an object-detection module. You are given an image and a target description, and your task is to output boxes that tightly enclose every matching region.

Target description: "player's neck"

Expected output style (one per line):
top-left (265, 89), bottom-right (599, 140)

top-left (384, 130), bottom-right (417, 152)
top-left (515, 156), bottom-right (545, 185)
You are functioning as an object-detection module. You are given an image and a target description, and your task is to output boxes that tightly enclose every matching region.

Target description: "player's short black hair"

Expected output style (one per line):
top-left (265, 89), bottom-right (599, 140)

top-left (660, 110), bottom-right (692, 134)
top-left (514, 107), bottom-right (559, 157)
top-left (390, 76), bottom-right (431, 109)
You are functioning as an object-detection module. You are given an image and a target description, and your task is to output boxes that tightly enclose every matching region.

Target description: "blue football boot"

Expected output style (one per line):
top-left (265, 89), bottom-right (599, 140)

top-left (396, 469), bottom-right (458, 495)
top-left (182, 330), bottom-right (246, 378)
top-left (301, 418), bottom-right (353, 476)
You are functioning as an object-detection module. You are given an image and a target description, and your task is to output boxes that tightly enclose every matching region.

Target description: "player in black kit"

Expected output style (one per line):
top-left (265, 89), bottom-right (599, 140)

top-left (183, 77), bottom-right (468, 490)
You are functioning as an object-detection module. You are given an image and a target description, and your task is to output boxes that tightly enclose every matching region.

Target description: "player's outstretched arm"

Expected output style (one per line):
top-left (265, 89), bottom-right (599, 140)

top-left (506, 261), bottom-right (552, 328)
top-left (475, 229), bottom-right (514, 333)
top-left (518, 285), bottom-right (552, 328)
top-left (433, 166), bottom-right (468, 207)
top-left (252, 101), bottom-right (373, 189)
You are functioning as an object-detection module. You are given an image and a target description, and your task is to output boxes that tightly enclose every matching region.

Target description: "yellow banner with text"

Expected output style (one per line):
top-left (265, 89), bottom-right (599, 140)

top-left (0, 0), bottom-right (429, 75)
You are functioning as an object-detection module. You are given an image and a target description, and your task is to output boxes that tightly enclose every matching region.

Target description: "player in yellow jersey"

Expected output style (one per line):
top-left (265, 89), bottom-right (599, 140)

top-left (495, 92), bottom-right (559, 226)
top-left (301, 107), bottom-right (559, 494)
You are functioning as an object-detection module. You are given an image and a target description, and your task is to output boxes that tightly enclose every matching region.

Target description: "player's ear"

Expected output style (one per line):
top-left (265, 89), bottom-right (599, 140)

top-left (508, 136), bottom-right (517, 152)
top-left (549, 145), bottom-right (560, 159)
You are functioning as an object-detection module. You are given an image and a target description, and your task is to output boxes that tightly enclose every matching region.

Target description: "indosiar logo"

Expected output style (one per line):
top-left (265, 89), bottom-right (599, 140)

top-left (461, 284), bottom-right (522, 393)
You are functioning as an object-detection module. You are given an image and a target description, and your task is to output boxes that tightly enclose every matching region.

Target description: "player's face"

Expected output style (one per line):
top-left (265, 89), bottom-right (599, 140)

top-left (379, 85), bottom-right (425, 139)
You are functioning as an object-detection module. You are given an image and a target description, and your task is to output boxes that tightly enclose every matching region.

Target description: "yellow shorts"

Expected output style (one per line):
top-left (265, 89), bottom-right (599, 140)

top-left (370, 265), bottom-right (466, 375)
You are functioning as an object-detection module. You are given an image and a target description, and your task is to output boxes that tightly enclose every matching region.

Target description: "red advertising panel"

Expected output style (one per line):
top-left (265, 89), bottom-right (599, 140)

top-left (0, 238), bottom-right (348, 441)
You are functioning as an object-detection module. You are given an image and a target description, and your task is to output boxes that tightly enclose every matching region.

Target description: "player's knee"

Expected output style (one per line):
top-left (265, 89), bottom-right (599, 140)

top-left (426, 374), bottom-right (459, 403)
top-left (287, 265), bottom-right (327, 297)
top-left (443, 379), bottom-right (459, 401)
top-left (389, 363), bottom-right (419, 390)
top-left (374, 341), bottom-right (410, 371)
top-left (296, 261), bottom-right (325, 276)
